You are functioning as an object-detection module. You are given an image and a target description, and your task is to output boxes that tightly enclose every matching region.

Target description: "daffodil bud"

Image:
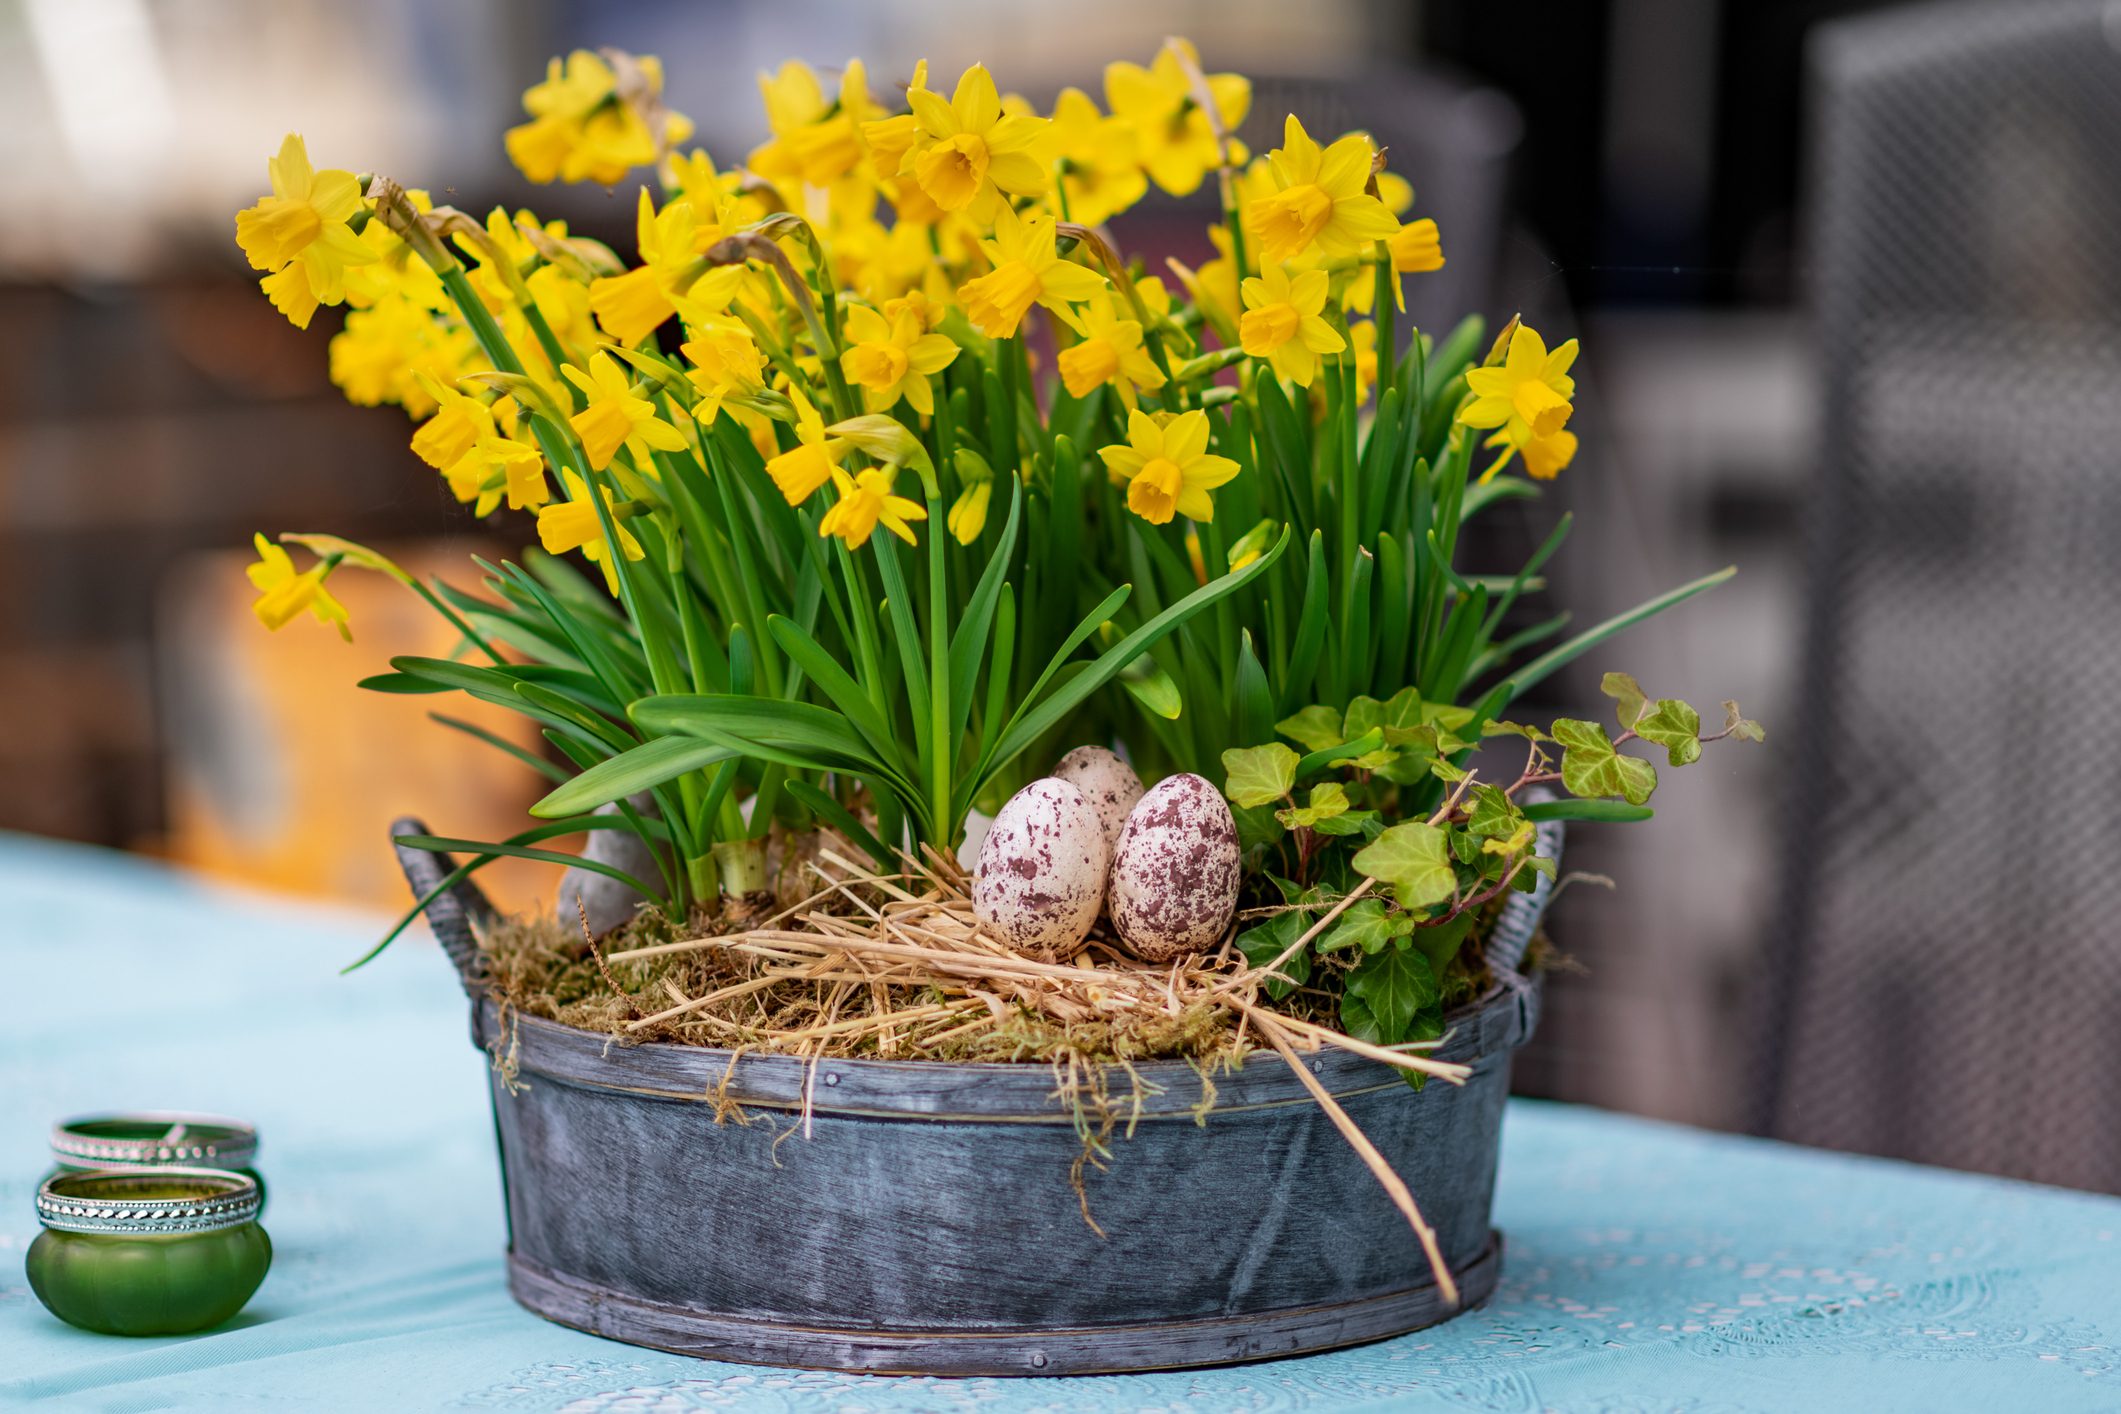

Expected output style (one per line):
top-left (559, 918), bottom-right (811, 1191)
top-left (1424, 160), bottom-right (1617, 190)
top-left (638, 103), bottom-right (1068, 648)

top-left (828, 415), bottom-right (936, 493)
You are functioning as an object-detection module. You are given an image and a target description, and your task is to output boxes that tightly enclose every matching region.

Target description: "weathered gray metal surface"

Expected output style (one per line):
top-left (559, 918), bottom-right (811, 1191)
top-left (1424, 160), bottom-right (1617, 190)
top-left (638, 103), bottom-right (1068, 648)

top-left (395, 820), bottom-right (1546, 1376)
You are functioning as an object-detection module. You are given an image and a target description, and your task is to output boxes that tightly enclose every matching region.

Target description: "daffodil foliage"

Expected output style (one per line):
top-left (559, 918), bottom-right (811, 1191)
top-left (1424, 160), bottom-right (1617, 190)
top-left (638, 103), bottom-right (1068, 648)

top-left (231, 40), bottom-right (1747, 961)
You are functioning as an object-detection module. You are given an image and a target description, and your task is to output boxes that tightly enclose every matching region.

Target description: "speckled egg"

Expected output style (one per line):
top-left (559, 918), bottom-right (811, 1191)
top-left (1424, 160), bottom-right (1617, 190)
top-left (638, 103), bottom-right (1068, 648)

top-left (972, 778), bottom-right (1111, 962)
top-left (1107, 773), bottom-right (1242, 963)
top-left (1052, 745), bottom-right (1145, 850)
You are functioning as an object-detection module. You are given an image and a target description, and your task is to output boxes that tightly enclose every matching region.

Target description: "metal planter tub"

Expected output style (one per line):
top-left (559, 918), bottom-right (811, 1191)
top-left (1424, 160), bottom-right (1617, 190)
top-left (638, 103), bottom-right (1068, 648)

top-left (395, 818), bottom-right (1556, 1377)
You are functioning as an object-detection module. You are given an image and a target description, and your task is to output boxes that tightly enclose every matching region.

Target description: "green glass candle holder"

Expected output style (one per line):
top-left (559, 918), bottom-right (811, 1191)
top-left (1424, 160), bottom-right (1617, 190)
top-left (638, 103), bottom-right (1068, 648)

top-left (48, 1113), bottom-right (264, 1212)
top-left (28, 1168), bottom-right (271, 1336)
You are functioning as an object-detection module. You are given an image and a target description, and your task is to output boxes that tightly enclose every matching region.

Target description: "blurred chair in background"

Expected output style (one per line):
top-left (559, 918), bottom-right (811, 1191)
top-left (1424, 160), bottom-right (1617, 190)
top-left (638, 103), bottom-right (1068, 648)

top-left (158, 542), bottom-right (548, 914)
top-left (1763, 0), bottom-right (2121, 1192)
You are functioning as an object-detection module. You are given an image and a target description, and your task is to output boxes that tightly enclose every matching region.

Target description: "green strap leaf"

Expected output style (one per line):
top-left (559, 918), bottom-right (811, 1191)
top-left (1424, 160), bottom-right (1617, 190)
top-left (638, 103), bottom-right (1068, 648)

top-left (1506, 567), bottom-right (1735, 703)
top-left (530, 735), bottom-right (741, 819)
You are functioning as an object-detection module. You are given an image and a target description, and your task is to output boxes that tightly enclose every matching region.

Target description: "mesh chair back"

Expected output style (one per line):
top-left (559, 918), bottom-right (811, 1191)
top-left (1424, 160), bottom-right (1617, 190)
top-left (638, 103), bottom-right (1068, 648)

top-left (1764, 0), bottom-right (2121, 1191)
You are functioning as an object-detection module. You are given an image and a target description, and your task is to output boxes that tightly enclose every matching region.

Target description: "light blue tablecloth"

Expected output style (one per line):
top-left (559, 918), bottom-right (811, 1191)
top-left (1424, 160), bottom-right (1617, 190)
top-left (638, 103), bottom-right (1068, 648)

top-left (3, 833), bottom-right (2118, 1412)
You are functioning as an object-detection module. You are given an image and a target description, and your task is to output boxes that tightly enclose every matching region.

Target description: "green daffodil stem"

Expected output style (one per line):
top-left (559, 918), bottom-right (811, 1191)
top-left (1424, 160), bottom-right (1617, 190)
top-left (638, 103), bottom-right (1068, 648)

top-left (926, 491), bottom-right (952, 847)
top-left (1373, 239), bottom-right (1397, 394)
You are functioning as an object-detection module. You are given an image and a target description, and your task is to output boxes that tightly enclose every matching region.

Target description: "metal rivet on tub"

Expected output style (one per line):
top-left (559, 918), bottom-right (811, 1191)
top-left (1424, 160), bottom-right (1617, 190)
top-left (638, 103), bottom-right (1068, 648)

top-left (824, 1072), bottom-right (840, 1087)
top-left (1027, 1350), bottom-right (1047, 1368)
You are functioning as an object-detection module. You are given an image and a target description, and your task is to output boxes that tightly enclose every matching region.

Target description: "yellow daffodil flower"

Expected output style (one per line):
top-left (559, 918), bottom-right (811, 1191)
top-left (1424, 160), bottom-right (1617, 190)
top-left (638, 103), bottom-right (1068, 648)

top-left (234, 134), bottom-right (375, 330)
top-left (410, 377), bottom-right (495, 474)
top-left (751, 59), bottom-right (876, 190)
top-left (1458, 321), bottom-right (1578, 449)
top-left (819, 467), bottom-right (926, 550)
top-left (506, 51), bottom-right (693, 186)
top-left (679, 318), bottom-right (766, 425)
top-left (1055, 291), bottom-right (1165, 405)
top-left (1391, 217), bottom-right (1445, 275)
top-left (862, 60), bottom-right (928, 181)
top-left (1245, 116), bottom-right (1398, 266)
top-left (958, 206), bottom-right (1106, 339)
top-left (485, 434), bottom-right (552, 511)
top-left (1098, 408), bottom-right (1240, 525)
top-left (883, 287), bottom-right (948, 332)
top-left (1103, 39), bottom-right (1249, 197)
top-left (538, 469), bottom-right (645, 594)
top-left (1239, 263), bottom-right (1344, 387)
top-left (1350, 321), bottom-right (1379, 405)
top-left (765, 389), bottom-right (845, 505)
top-left (839, 305), bottom-right (958, 414)
top-left (329, 297), bottom-right (478, 415)
top-left (1166, 224), bottom-right (1241, 344)
top-left (247, 534), bottom-right (351, 640)
top-left (1049, 88), bottom-right (1147, 227)
top-left (589, 188), bottom-right (746, 345)
top-left (1492, 425), bottom-right (1578, 481)
top-left (900, 63), bottom-right (1050, 219)
top-left (563, 351), bottom-right (689, 471)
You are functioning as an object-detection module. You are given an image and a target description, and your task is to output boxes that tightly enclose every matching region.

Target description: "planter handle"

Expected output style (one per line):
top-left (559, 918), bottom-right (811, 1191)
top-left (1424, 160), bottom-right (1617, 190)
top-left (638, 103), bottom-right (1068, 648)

top-left (391, 817), bottom-right (496, 998)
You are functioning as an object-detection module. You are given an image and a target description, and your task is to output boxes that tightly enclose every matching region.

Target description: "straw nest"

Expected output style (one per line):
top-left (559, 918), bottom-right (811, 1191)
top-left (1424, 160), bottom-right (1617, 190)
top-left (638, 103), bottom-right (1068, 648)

top-left (476, 833), bottom-right (1492, 1300)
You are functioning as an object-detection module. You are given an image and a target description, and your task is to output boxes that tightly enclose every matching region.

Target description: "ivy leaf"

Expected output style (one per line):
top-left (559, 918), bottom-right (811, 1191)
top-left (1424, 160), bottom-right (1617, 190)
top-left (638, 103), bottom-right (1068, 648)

top-left (1340, 988), bottom-right (1383, 1043)
top-left (1317, 896), bottom-right (1417, 955)
top-left (1464, 784), bottom-right (1523, 839)
top-left (1352, 822), bottom-right (1458, 909)
top-left (1276, 705), bottom-right (1345, 754)
top-left (1428, 758), bottom-right (1469, 784)
top-left (1231, 800), bottom-right (1285, 853)
top-left (1601, 670), bottom-right (1648, 730)
top-left (1277, 781), bottom-right (1351, 831)
top-left (1344, 946), bottom-right (1438, 1042)
top-left (1311, 808), bottom-right (1378, 837)
top-left (1553, 718), bottom-right (1658, 806)
top-left (1235, 883), bottom-right (1315, 1000)
top-left (1722, 700), bottom-right (1767, 743)
top-left (1222, 743), bottom-right (1299, 808)
top-left (1634, 697), bottom-right (1702, 766)
top-left (1481, 819), bottom-right (1537, 857)
top-left (1410, 909), bottom-right (1476, 977)
top-left (1482, 718), bottom-right (1551, 743)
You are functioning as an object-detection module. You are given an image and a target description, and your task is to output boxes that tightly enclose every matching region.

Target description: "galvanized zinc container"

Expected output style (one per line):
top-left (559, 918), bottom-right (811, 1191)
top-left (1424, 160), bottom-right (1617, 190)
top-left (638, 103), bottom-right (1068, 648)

top-left (396, 818), bottom-right (1552, 1376)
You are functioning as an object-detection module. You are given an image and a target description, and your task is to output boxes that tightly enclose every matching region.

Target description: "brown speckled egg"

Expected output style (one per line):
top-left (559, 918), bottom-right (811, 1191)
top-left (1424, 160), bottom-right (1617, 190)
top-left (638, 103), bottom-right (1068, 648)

top-left (1107, 773), bottom-right (1242, 962)
top-left (972, 778), bottom-right (1111, 962)
top-left (1052, 745), bottom-right (1145, 850)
